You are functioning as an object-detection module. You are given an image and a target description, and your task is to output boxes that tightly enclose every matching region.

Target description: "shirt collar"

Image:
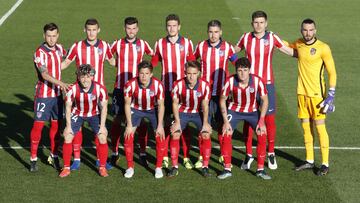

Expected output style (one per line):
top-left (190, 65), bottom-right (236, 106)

top-left (166, 35), bottom-right (182, 44)
top-left (79, 81), bottom-right (94, 93)
top-left (137, 77), bottom-right (153, 89)
top-left (206, 38), bottom-right (223, 49)
top-left (84, 39), bottom-right (100, 47)
top-left (251, 31), bottom-right (269, 40)
top-left (124, 37), bottom-right (138, 44)
top-left (185, 78), bottom-right (200, 90)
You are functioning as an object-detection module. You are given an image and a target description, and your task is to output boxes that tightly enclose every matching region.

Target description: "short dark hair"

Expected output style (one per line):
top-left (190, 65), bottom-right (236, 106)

top-left (84, 18), bottom-right (99, 28)
top-left (166, 14), bottom-right (180, 25)
top-left (185, 61), bottom-right (201, 71)
top-left (124, 17), bottom-right (138, 26)
top-left (235, 57), bottom-right (251, 70)
top-left (301, 18), bottom-right (316, 28)
top-left (252, 10), bottom-right (267, 21)
top-left (77, 64), bottom-right (96, 76)
top-left (207, 20), bottom-right (221, 30)
top-left (43, 23), bottom-right (58, 33)
top-left (138, 60), bottom-right (153, 72)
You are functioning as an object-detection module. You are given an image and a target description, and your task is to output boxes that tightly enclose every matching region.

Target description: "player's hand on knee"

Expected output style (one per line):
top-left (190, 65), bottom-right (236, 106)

top-left (256, 117), bottom-right (267, 136)
top-left (170, 122), bottom-right (181, 136)
top-left (156, 126), bottom-right (165, 140)
top-left (222, 122), bottom-right (233, 136)
top-left (124, 125), bottom-right (134, 140)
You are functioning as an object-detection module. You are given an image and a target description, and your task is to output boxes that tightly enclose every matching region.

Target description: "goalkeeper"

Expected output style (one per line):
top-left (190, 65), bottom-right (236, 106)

top-left (288, 18), bottom-right (337, 176)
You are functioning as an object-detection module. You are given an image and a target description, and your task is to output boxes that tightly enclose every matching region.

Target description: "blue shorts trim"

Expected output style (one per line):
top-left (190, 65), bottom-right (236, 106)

top-left (34, 96), bottom-right (63, 121)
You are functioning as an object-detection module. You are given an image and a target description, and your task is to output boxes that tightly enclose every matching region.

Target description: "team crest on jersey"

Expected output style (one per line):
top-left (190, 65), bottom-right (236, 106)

top-left (263, 39), bottom-right (269, 46)
top-left (149, 91), bottom-right (155, 96)
top-left (249, 87), bottom-right (255, 93)
top-left (179, 45), bottom-right (185, 51)
top-left (89, 94), bottom-right (96, 100)
top-left (97, 48), bottom-right (103, 55)
top-left (56, 50), bottom-right (62, 56)
top-left (136, 45), bottom-right (141, 52)
top-left (196, 91), bottom-right (202, 97)
top-left (310, 48), bottom-right (316, 55)
top-left (219, 50), bottom-right (225, 57)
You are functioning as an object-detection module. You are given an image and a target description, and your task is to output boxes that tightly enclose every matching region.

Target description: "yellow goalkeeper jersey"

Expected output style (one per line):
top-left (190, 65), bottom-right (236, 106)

top-left (289, 38), bottom-right (337, 98)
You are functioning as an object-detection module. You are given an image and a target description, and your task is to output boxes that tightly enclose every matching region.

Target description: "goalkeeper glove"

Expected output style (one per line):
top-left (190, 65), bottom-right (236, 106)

top-left (319, 88), bottom-right (335, 113)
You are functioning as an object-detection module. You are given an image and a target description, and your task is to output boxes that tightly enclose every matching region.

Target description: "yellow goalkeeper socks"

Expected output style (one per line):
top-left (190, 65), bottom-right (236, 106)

top-left (316, 124), bottom-right (330, 166)
top-left (302, 121), bottom-right (314, 162)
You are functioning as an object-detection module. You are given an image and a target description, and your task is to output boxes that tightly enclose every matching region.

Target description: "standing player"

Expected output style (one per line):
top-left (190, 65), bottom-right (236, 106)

top-left (235, 11), bottom-right (294, 170)
top-left (151, 14), bottom-right (195, 169)
top-left (217, 57), bottom-right (270, 180)
top-left (289, 19), bottom-right (337, 176)
top-left (109, 17), bottom-right (154, 166)
top-left (59, 64), bottom-right (109, 177)
top-left (167, 61), bottom-right (212, 177)
top-left (194, 19), bottom-right (237, 168)
top-left (30, 23), bottom-right (69, 172)
top-left (62, 18), bottom-right (114, 170)
top-left (122, 61), bottom-right (166, 178)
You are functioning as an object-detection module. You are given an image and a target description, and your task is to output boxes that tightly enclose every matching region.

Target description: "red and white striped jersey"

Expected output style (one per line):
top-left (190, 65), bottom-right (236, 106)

top-left (66, 81), bottom-right (108, 117)
top-left (124, 77), bottom-right (164, 111)
top-left (33, 43), bottom-right (66, 98)
top-left (171, 78), bottom-right (211, 113)
top-left (236, 31), bottom-right (285, 84)
top-left (194, 39), bottom-right (235, 95)
top-left (111, 38), bottom-right (153, 89)
top-left (151, 36), bottom-right (195, 91)
top-left (222, 74), bottom-right (267, 113)
top-left (66, 39), bottom-right (113, 85)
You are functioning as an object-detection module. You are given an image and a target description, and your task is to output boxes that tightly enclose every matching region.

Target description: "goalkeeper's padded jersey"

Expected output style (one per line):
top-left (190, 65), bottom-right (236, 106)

top-left (289, 38), bottom-right (337, 98)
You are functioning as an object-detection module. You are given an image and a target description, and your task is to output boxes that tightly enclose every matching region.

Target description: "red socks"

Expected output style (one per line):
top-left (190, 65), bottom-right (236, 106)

top-left (137, 122), bottom-right (148, 154)
top-left (124, 134), bottom-right (135, 168)
top-left (201, 138), bottom-right (211, 167)
top-left (265, 114), bottom-right (276, 153)
top-left (73, 130), bottom-right (82, 159)
top-left (62, 142), bottom-right (73, 168)
top-left (222, 134), bottom-right (232, 169)
top-left (97, 143), bottom-right (108, 167)
top-left (256, 132), bottom-right (267, 169)
top-left (170, 138), bottom-right (180, 167)
top-left (155, 136), bottom-right (166, 168)
top-left (30, 121), bottom-right (44, 160)
top-left (49, 120), bottom-right (60, 156)
top-left (181, 128), bottom-right (191, 158)
top-left (243, 122), bottom-right (254, 155)
top-left (110, 119), bottom-right (121, 154)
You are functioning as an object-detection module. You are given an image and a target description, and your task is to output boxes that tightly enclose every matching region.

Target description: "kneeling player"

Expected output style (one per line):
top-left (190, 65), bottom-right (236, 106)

top-left (60, 64), bottom-right (109, 177)
top-left (123, 61), bottom-right (166, 179)
top-left (217, 57), bottom-right (271, 180)
top-left (167, 61), bottom-right (212, 177)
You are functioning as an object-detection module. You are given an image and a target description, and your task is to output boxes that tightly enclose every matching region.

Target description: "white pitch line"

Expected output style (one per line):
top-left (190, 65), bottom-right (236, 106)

top-left (0, 0), bottom-right (24, 27)
top-left (1, 145), bottom-right (360, 150)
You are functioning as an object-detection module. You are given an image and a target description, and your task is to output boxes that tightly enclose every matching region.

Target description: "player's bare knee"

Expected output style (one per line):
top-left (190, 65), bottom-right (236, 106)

top-left (64, 134), bottom-right (74, 143)
top-left (201, 133), bottom-right (210, 140)
top-left (315, 119), bottom-right (325, 125)
top-left (172, 134), bottom-right (180, 140)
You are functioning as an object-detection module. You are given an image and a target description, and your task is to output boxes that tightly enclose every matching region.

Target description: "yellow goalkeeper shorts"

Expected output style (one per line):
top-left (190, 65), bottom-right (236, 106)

top-left (297, 95), bottom-right (326, 120)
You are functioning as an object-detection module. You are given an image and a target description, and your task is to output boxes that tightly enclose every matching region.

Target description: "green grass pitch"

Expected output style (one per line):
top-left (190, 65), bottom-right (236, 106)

top-left (0, 0), bottom-right (360, 202)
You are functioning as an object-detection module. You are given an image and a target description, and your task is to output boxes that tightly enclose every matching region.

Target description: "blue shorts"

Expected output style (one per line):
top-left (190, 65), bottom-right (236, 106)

top-left (227, 110), bottom-right (259, 131)
top-left (34, 96), bottom-right (63, 121)
top-left (111, 88), bottom-right (124, 115)
top-left (70, 114), bottom-right (100, 135)
top-left (179, 112), bottom-right (203, 131)
top-left (131, 108), bottom-right (157, 130)
top-left (209, 96), bottom-right (223, 126)
top-left (265, 84), bottom-right (276, 115)
top-left (165, 91), bottom-right (173, 116)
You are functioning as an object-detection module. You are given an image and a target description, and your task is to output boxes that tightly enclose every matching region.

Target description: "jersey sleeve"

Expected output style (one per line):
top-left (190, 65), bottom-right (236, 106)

top-left (228, 44), bottom-right (238, 63)
top-left (99, 85), bottom-right (109, 102)
top-left (157, 82), bottom-right (165, 100)
top-left (34, 49), bottom-right (45, 68)
top-left (221, 78), bottom-right (231, 97)
top-left (151, 41), bottom-right (161, 67)
top-left (144, 40), bottom-right (154, 56)
top-left (194, 42), bottom-right (201, 59)
top-left (258, 78), bottom-right (268, 97)
top-left (171, 82), bottom-right (179, 99)
top-left (66, 43), bottom-right (78, 61)
top-left (236, 33), bottom-right (246, 50)
top-left (105, 42), bottom-right (113, 60)
top-left (273, 33), bottom-right (286, 48)
top-left (186, 40), bottom-right (195, 61)
top-left (204, 83), bottom-right (211, 100)
top-left (110, 40), bottom-right (118, 55)
top-left (321, 44), bottom-right (337, 87)
top-left (65, 85), bottom-right (76, 103)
